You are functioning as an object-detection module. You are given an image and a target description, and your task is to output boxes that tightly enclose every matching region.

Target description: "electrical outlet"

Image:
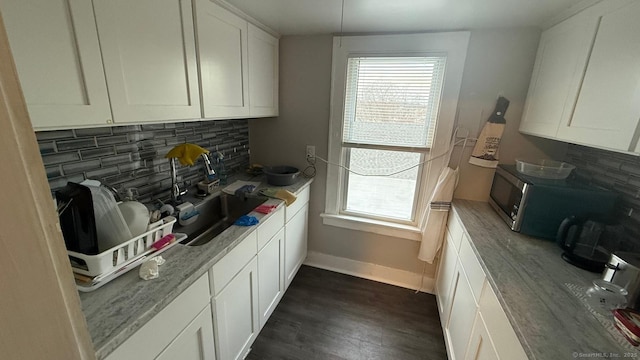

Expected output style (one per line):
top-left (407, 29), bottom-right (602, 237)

top-left (306, 145), bottom-right (316, 160)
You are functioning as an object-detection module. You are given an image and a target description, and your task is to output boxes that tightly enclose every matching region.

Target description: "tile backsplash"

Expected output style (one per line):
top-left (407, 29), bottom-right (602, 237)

top-left (564, 144), bottom-right (640, 252)
top-left (37, 119), bottom-right (250, 205)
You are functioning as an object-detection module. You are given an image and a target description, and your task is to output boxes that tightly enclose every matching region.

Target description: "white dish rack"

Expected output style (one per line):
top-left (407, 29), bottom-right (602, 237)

top-left (69, 216), bottom-right (182, 291)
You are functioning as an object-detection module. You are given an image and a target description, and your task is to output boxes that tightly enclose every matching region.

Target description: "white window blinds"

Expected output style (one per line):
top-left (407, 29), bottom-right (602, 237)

top-left (342, 56), bottom-right (446, 148)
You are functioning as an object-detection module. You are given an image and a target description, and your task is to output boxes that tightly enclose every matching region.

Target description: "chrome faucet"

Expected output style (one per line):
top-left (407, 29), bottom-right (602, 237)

top-left (201, 152), bottom-right (216, 179)
top-left (169, 153), bottom-right (216, 204)
top-left (169, 157), bottom-right (187, 204)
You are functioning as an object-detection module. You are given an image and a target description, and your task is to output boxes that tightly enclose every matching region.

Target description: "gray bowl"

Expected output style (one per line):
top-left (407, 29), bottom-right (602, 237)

top-left (263, 165), bottom-right (300, 186)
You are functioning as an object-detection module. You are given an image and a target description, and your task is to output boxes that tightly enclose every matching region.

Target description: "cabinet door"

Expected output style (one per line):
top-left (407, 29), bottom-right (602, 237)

top-left (285, 205), bottom-right (308, 289)
top-left (478, 283), bottom-right (528, 359)
top-left (1, 0), bottom-right (111, 129)
top-left (213, 257), bottom-right (259, 360)
top-left (194, 0), bottom-right (249, 118)
top-left (446, 262), bottom-right (477, 360)
top-left (435, 232), bottom-right (458, 325)
top-left (248, 24), bottom-right (278, 117)
top-left (519, 6), bottom-right (600, 138)
top-left (464, 313), bottom-right (498, 360)
top-left (156, 305), bottom-right (216, 360)
top-left (557, 1), bottom-right (640, 152)
top-left (93, 0), bottom-right (201, 123)
top-left (258, 228), bottom-right (284, 329)
top-left (105, 274), bottom-right (211, 360)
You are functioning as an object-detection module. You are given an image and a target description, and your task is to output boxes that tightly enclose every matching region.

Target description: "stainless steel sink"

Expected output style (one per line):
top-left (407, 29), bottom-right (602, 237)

top-left (176, 194), bottom-right (267, 246)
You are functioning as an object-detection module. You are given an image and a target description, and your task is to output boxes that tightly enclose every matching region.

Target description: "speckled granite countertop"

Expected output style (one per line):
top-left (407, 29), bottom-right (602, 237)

top-left (79, 176), bottom-right (313, 359)
top-left (452, 199), bottom-right (638, 360)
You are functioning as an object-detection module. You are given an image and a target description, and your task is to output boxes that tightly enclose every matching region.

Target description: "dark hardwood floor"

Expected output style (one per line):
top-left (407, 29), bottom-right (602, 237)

top-left (247, 265), bottom-right (447, 360)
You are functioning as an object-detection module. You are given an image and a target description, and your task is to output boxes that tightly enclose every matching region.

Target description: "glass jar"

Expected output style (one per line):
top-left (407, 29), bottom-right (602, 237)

top-left (585, 279), bottom-right (628, 316)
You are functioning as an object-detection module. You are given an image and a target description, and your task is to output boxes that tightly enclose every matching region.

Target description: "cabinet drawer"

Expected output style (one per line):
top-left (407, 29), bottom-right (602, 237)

top-left (447, 212), bottom-right (464, 252)
top-left (105, 273), bottom-right (210, 360)
top-left (257, 205), bottom-right (284, 251)
top-left (210, 231), bottom-right (257, 296)
top-left (285, 186), bottom-right (310, 223)
top-left (459, 234), bottom-right (486, 304)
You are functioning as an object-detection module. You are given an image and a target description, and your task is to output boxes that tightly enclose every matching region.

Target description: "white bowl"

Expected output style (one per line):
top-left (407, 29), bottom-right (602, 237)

top-left (118, 201), bottom-right (150, 238)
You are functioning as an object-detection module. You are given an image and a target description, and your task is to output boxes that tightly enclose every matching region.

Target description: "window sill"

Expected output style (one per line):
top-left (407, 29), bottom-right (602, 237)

top-left (320, 213), bottom-right (422, 241)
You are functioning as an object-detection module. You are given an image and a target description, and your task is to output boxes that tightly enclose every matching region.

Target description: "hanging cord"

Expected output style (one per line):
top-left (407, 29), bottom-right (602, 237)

top-left (454, 128), bottom-right (471, 169)
top-left (310, 137), bottom-right (471, 178)
top-left (415, 262), bottom-right (427, 294)
top-left (338, 0), bottom-right (345, 47)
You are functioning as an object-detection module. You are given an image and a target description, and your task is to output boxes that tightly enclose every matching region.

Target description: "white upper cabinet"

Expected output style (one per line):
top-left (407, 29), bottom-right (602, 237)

top-left (93, 0), bottom-right (202, 123)
top-left (194, 0), bottom-right (250, 119)
top-left (1, 0), bottom-right (112, 129)
top-left (248, 24), bottom-right (279, 117)
top-left (193, 2), bottom-right (279, 119)
top-left (2, 0), bottom-right (279, 128)
top-left (519, 6), bottom-right (600, 138)
top-left (556, 1), bottom-right (640, 152)
top-left (520, 0), bottom-right (640, 154)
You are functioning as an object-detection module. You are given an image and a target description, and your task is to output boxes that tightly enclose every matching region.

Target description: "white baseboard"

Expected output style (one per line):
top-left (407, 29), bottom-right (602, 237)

top-left (303, 251), bottom-right (435, 294)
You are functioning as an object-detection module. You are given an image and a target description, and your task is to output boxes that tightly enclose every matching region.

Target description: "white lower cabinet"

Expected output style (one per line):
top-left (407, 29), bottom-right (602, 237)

top-left (436, 211), bottom-right (527, 360)
top-left (446, 262), bottom-right (477, 360)
top-left (477, 283), bottom-right (528, 360)
top-left (258, 228), bottom-right (285, 329)
top-left (105, 274), bottom-right (214, 360)
top-left (464, 312), bottom-right (498, 360)
top-left (285, 205), bottom-right (308, 288)
top-left (283, 185), bottom-right (310, 289)
top-left (435, 230), bottom-right (458, 322)
top-left (156, 305), bottom-right (216, 360)
top-left (212, 257), bottom-right (259, 360)
top-left (105, 186), bottom-right (310, 360)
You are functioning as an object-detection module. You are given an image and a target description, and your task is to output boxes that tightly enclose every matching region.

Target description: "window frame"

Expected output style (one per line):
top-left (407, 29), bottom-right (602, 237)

top-left (322, 32), bottom-right (470, 241)
top-left (340, 145), bottom-right (426, 225)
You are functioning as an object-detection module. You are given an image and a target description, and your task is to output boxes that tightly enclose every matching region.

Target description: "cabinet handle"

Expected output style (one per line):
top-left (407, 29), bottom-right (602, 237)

top-left (106, 119), bottom-right (113, 124)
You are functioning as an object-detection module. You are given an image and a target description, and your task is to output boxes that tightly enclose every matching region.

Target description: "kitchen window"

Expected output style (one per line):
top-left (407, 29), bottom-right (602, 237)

top-left (322, 33), bottom-right (469, 240)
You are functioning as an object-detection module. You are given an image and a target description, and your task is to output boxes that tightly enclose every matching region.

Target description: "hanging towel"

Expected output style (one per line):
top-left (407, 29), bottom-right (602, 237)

top-left (165, 143), bottom-right (209, 166)
top-left (469, 97), bottom-right (509, 168)
top-left (418, 166), bottom-right (459, 263)
top-left (259, 188), bottom-right (297, 206)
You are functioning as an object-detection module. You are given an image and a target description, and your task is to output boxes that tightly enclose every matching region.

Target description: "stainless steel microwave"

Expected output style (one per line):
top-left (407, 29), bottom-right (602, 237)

top-left (489, 165), bottom-right (617, 240)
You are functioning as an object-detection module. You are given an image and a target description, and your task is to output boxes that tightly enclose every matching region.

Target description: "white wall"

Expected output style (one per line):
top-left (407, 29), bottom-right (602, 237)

top-left (249, 28), bottom-right (567, 288)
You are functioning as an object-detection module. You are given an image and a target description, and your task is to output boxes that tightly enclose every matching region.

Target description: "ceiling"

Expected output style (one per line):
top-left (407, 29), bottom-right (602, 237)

top-left (224, 0), bottom-right (597, 36)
